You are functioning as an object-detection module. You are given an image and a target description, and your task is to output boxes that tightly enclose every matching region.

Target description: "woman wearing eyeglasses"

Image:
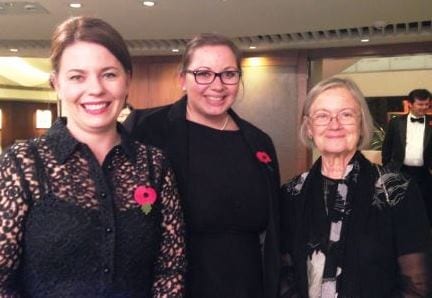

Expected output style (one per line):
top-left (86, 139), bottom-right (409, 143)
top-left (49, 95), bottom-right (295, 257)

top-left (280, 77), bottom-right (431, 298)
top-left (124, 33), bottom-right (281, 298)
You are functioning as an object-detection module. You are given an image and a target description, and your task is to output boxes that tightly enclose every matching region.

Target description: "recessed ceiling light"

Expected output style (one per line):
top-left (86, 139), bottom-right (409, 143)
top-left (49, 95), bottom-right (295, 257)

top-left (143, 1), bottom-right (155, 7)
top-left (249, 46), bottom-right (257, 49)
top-left (9, 48), bottom-right (18, 53)
top-left (69, 3), bottom-right (82, 8)
top-left (24, 3), bottom-right (37, 10)
top-left (360, 38), bottom-right (370, 43)
top-left (373, 20), bottom-right (387, 30)
top-left (171, 48), bottom-right (179, 53)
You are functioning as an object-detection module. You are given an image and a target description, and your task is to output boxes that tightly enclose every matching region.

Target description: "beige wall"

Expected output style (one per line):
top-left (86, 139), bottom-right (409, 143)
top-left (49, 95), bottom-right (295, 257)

top-left (236, 55), bottom-right (308, 181)
top-left (336, 69), bottom-right (432, 97)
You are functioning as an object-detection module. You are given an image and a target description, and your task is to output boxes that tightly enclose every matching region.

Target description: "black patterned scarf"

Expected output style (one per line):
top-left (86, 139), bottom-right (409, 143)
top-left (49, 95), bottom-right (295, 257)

top-left (297, 152), bottom-right (377, 296)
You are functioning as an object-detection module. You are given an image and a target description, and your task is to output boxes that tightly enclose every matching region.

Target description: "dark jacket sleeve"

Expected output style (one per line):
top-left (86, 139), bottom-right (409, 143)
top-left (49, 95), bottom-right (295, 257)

top-left (279, 182), bottom-right (301, 298)
top-left (123, 107), bottom-right (170, 148)
top-left (381, 117), bottom-right (396, 166)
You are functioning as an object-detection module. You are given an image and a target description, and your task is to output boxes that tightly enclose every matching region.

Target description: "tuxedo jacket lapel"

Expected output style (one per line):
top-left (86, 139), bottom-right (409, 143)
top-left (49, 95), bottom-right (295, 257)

top-left (399, 115), bottom-right (407, 148)
top-left (423, 115), bottom-right (432, 149)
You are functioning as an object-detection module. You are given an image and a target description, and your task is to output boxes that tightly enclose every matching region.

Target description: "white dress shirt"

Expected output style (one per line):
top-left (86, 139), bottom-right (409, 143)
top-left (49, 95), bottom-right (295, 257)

top-left (404, 113), bottom-right (425, 166)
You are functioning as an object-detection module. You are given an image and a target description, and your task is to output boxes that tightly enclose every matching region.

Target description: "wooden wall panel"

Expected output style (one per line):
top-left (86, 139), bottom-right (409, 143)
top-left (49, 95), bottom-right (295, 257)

top-left (0, 101), bottom-right (57, 150)
top-left (129, 56), bottom-right (183, 108)
top-left (147, 62), bottom-right (183, 107)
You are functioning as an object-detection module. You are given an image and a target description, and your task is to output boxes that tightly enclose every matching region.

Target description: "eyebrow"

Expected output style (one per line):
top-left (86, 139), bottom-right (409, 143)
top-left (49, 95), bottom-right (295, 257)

top-left (193, 66), bottom-right (239, 71)
top-left (65, 66), bottom-right (120, 73)
top-left (312, 108), bottom-right (357, 113)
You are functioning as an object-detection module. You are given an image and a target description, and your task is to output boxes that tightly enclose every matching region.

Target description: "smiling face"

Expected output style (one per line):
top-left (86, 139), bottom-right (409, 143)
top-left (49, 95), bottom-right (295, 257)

top-left (180, 45), bottom-right (240, 126)
top-left (307, 87), bottom-right (362, 157)
top-left (410, 98), bottom-right (430, 117)
top-left (53, 41), bottom-right (130, 137)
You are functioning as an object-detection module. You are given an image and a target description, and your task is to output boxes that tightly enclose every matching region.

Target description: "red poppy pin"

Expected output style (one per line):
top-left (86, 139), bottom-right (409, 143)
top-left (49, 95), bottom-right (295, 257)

top-left (134, 186), bottom-right (157, 215)
top-left (256, 151), bottom-right (272, 164)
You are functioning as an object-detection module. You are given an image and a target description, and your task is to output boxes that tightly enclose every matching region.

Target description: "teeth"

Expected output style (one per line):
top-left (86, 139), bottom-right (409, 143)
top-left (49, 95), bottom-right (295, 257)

top-left (207, 96), bottom-right (224, 100)
top-left (83, 102), bottom-right (108, 111)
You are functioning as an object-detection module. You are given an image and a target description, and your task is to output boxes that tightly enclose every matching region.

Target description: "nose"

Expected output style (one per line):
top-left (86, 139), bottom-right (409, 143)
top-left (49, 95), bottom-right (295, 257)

top-left (328, 115), bottom-right (342, 128)
top-left (210, 74), bottom-right (224, 89)
top-left (87, 75), bottom-right (104, 95)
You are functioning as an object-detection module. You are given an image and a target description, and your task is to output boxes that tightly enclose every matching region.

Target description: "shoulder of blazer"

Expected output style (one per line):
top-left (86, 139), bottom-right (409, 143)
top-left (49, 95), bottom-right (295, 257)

top-left (126, 96), bottom-right (187, 130)
top-left (390, 114), bottom-right (407, 123)
top-left (133, 104), bottom-right (172, 123)
top-left (123, 103), bottom-right (176, 147)
top-left (426, 115), bottom-right (432, 126)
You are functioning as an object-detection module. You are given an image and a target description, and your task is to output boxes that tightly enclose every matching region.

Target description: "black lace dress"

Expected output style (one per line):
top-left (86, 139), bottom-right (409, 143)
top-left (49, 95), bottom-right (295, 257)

top-left (0, 119), bottom-right (186, 297)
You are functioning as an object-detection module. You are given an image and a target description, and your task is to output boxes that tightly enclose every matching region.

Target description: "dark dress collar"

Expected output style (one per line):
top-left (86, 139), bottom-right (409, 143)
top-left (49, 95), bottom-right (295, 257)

top-left (45, 117), bottom-right (137, 164)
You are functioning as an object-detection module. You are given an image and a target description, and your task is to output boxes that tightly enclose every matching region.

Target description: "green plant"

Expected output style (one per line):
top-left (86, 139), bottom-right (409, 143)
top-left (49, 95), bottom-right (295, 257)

top-left (369, 122), bottom-right (385, 150)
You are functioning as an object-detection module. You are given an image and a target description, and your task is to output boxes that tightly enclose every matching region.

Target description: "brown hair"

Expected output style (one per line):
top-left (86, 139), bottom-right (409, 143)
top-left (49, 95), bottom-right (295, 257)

top-left (50, 16), bottom-right (132, 75)
top-left (179, 33), bottom-right (242, 73)
top-left (299, 77), bottom-right (373, 150)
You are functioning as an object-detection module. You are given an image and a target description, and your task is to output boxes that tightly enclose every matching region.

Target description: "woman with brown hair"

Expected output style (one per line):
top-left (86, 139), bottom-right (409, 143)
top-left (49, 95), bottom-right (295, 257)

top-left (125, 33), bottom-right (281, 298)
top-left (0, 16), bottom-right (186, 296)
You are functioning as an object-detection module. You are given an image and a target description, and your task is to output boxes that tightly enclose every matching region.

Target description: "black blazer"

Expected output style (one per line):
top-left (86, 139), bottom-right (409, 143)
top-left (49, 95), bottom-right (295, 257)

top-left (382, 114), bottom-right (432, 170)
top-left (124, 96), bottom-right (281, 298)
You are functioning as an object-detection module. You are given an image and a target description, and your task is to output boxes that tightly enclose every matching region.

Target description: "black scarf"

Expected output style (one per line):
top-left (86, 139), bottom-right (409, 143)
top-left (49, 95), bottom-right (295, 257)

top-left (295, 152), bottom-right (377, 296)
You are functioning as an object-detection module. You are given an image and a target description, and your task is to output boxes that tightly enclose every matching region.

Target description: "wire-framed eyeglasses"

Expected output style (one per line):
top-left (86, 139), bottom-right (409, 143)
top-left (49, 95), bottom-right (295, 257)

top-left (308, 109), bottom-right (360, 126)
top-left (185, 70), bottom-right (241, 85)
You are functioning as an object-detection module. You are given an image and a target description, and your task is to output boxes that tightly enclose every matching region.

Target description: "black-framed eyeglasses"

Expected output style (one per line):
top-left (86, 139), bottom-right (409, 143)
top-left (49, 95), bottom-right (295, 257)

top-left (184, 70), bottom-right (241, 85)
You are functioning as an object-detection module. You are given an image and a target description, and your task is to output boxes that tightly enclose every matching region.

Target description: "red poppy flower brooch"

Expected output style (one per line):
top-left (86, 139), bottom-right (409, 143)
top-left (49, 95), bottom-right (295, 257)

top-left (134, 185), bottom-right (157, 214)
top-left (256, 151), bottom-right (272, 164)
top-left (256, 150), bottom-right (274, 171)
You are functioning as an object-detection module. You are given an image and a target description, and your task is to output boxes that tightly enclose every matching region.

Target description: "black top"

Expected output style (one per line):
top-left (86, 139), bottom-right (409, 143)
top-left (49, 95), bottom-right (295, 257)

top-left (123, 97), bottom-right (281, 298)
top-left (186, 121), bottom-right (268, 298)
top-left (0, 118), bottom-right (186, 297)
top-left (280, 153), bottom-right (431, 297)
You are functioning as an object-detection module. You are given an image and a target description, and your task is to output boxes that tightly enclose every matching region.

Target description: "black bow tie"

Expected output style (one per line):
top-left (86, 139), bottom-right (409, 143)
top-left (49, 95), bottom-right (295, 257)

top-left (410, 117), bottom-right (425, 124)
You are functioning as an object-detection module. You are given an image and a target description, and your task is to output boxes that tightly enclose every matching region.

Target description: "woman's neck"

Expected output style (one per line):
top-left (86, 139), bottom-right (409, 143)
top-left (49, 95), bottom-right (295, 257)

top-left (186, 105), bottom-right (231, 130)
top-left (321, 151), bottom-right (356, 179)
top-left (68, 124), bottom-right (120, 165)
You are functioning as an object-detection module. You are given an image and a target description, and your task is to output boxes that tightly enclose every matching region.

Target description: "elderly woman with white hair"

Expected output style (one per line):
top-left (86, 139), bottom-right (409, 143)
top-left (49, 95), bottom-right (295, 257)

top-left (280, 77), bottom-right (431, 298)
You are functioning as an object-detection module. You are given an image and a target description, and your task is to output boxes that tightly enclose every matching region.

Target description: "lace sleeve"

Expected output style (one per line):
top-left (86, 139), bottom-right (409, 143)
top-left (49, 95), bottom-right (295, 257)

top-left (0, 149), bottom-right (31, 297)
top-left (392, 180), bottom-right (432, 297)
top-left (397, 253), bottom-right (431, 297)
top-left (151, 165), bottom-right (186, 297)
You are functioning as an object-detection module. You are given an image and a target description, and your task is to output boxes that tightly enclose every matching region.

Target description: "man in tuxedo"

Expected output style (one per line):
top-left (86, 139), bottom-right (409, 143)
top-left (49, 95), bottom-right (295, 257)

top-left (382, 89), bottom-right (432, 225)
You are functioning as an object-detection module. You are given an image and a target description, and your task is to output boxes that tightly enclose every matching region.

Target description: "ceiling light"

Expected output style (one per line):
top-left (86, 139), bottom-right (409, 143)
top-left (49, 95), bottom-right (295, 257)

top-left (373, 20), bottom-right (387, 30)
top-left (9, 48), bottom-right (18, 53)
top-left (69, 3), bottom-right (82, 8)
top-left (360, 38), bottom-right (370, 43)
top-left (249, 46), bottom-right (257, 49)
top-left (24, 3), bottom-right (37, 10)
top-left (171, 48), bottom-right (179, 53)
top-left (143, 1), bottom-right (155, 7)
